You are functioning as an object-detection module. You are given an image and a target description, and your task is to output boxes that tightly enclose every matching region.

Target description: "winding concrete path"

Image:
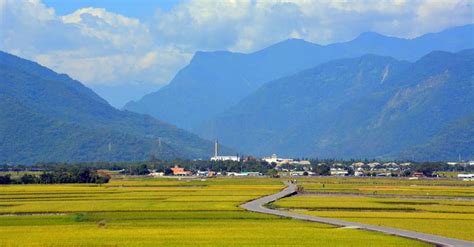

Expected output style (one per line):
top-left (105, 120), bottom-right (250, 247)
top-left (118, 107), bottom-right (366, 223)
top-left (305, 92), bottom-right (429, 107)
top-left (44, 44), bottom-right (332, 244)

top-left (241, 183), bottom-right (474, 247)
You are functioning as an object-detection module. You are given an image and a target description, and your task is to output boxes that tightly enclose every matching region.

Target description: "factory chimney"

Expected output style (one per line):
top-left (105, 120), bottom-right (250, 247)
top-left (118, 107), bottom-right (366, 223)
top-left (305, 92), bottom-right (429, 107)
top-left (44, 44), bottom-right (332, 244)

top-left (214, 139), bottom-right (219, 157)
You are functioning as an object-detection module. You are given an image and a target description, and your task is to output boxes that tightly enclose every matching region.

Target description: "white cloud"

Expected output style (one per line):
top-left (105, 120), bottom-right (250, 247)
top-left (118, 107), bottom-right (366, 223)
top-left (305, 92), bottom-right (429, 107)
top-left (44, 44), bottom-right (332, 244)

top-left (0, 0), bottom-right (191, 87)
top-left (1, 0), bottom-right (472, 91)
top-left (152, 0), bottom-right (473, 52)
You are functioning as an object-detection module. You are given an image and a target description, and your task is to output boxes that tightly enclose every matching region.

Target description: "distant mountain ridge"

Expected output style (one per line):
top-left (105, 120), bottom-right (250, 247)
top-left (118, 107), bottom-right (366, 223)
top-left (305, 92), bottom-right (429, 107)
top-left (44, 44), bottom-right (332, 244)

top-left (0, 51), bottom-right (221, 164)
top-left (198, 49), bottom-right (474, 161)
top-left (124, 24), bottom-right (474, 131)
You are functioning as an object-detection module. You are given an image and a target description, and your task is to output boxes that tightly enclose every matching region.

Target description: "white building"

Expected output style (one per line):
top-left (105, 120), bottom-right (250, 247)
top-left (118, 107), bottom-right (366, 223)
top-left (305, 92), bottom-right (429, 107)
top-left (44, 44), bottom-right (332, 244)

top-left (262, 154), bottom-right (293, 165)
top-left (330, 168), bottom-right (348, 176)
top-left (354, 171), bottom-right (364, 176)
top-left (290, 171), bottom-right (314, 176)
top-left (210, 140), bottom-right (240, 162)
top-left (148, 172), bottom-right (164, 177)
top-left (227, 172), bottom-right (261, 176)
top-left (352, 162), bottom-right (365, 167)
top-left (291, 160), bottom-right (311, 166)
top-left (367, 162), bottom-right (381, 168)
top-left (211, 156), bottom-right (240, 162)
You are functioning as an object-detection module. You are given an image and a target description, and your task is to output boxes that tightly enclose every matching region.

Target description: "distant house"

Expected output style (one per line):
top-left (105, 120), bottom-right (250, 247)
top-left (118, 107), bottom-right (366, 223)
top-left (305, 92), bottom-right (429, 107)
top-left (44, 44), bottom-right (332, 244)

top-left (330, 168), bottom-right (348, 176)
top-left (413, 172), bottom-right (424, 177)
top-left (352, 162), bottom-right (365, 167)
top-left (367, 162), bottom-right (380, 168)
top-left (196, 170), bottom-right (216, 177)
top-left (383, 162), bottom-right (398, 167)
top-left (292, 160), bottom-right (311, 166)
top-left (354, 171), bottom-right (364, 176)
top-left (211, 156), bottom-right (240, 162)
top-left (227, 172), bottom-right (261, 177)
top-left (243, 172), bottom-right (261, 177)
top-left (290, 171), bottom-right (314, 176)
top-left (262, 154), bottom-right (293, 165)
top-left (458, 174), bottom-right (474, 179)
top-left (148, 172), bottom-right (164, 177)
top-left (243, 156), bottom-right (258, 162)
top-left (171, 165), bottom-right (192, 176)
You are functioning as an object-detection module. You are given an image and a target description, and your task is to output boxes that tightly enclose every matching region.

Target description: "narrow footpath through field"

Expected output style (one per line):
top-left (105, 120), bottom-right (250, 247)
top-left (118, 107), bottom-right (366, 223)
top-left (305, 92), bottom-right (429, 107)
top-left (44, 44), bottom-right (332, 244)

top-left (241, 182), bottom-right (474, 247)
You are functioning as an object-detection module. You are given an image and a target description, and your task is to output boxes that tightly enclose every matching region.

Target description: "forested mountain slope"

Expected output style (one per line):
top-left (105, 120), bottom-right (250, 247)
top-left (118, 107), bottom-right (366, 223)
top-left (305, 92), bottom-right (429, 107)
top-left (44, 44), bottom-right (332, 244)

top-left (125, 25), bottom-right (474, 131)
top-left (0, 51), bottom-right (218, 164)
top-left (199, 50), bottom-right (474, 161)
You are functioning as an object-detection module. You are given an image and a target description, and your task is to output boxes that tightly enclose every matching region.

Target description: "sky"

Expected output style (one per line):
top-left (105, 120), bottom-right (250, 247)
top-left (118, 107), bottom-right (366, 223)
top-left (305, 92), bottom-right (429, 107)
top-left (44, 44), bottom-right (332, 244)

top-left (1, 0), bottom-right (473, 107)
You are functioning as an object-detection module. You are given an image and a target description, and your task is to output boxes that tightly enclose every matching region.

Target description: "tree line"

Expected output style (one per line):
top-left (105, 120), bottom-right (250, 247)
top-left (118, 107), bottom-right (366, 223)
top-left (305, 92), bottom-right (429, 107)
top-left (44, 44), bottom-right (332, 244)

top-left (1, 158), bottom-right (472, 179)
top-left (0, 167), bottom-right (110, 184)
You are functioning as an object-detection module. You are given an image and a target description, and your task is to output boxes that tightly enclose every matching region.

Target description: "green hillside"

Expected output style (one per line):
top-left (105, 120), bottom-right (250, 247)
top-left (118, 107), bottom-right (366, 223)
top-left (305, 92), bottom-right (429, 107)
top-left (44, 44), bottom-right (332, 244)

top-left (0, 51), bottom-right (217, 164)
top-left (199, 50), bottom-right (474, 160)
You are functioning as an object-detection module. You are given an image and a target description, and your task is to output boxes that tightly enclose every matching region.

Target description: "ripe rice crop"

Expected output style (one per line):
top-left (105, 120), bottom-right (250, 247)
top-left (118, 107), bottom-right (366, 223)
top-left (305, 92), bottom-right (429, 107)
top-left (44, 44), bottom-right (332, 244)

top-left (0, 177), bottom-right (429, 246)
top-left (272, 177), bottom-right (474, 241)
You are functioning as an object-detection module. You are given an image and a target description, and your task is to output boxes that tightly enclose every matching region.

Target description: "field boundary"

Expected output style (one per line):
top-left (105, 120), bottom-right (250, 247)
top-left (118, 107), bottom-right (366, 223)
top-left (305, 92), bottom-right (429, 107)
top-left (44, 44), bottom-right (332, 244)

top-left (298, 191), bottom-right (474, 200)
top-left (241, 182), bottom-right (474, 247)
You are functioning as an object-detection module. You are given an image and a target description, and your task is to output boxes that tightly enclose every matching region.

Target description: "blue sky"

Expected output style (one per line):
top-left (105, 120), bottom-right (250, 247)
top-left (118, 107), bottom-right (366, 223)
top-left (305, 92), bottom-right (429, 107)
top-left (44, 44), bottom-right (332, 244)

top-left (1, 0), bottom-right (473, 107)
top-left (42, 0), bottom-right (180, 19)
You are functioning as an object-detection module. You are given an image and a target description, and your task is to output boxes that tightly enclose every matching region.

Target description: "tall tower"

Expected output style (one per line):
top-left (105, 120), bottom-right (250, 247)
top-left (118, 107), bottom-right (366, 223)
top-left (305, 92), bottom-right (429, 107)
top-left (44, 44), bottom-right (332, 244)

top-left (214, 139), bottom-right (219, 157)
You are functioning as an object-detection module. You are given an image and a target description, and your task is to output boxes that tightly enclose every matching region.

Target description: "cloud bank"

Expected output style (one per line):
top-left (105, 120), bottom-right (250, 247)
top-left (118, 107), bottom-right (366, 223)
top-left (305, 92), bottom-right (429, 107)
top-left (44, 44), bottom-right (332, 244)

top-left (1, 0), bottom-right (473, 89)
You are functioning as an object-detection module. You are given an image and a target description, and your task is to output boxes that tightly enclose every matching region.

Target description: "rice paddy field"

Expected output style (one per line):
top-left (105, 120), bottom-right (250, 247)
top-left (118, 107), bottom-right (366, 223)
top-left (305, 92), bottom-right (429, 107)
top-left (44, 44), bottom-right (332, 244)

top-left (272, 177), bottom-right (474, 241)
top-left (0, 177), bottom-right (430, 247)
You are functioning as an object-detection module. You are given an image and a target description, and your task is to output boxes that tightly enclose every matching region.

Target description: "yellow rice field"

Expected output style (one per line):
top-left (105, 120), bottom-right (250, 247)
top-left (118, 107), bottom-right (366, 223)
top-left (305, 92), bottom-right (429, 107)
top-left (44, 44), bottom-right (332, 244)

top-left (0, 177), bottom-right (429, 246)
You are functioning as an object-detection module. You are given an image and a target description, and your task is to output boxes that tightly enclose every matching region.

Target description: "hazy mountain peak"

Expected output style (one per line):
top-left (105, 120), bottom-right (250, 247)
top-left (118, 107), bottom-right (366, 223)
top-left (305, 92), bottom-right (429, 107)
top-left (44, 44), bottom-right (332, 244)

top-left (125, 25), bottom-right (474, 132)
top-left (270, 38), bottom-right (315, 47)
top-left (255, 38), bottom-right (320, 55)
top-left (199, 50), bottom-right (473, 160)
top-left (357, 31), bottom-right (386, 39)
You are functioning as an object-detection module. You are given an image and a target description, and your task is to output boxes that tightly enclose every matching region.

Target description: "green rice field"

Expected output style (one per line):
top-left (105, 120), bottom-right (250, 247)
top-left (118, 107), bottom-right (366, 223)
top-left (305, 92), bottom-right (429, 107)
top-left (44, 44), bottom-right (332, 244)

top-left (0, 177), bottom-right (429, 246)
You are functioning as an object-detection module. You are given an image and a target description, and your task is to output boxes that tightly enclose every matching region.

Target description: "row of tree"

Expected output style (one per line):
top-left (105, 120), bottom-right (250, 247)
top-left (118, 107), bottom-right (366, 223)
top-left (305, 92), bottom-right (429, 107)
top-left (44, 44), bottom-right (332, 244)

top-left (2, 158), bottom-right (472, 179)
top-left (0, 168), bottom-right (110, 184)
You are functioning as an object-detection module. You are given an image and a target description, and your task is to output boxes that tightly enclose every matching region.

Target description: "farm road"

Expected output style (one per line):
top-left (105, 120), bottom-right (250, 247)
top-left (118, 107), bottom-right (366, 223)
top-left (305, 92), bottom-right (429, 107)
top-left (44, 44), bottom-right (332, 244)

top-left (241, 182), bottom-right (474, 247)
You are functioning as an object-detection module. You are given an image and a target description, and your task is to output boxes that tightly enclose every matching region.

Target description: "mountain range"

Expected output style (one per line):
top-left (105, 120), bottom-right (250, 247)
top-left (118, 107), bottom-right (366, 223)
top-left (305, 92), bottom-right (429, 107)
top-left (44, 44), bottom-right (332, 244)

top-left (0, 51), bottom-right (220, 164)
top-left (199, 49), bottom-right (474, 160)
top-left (124, 24), bottom-right (474, 131)
top-left (2, 25), bottom-right (473, 163)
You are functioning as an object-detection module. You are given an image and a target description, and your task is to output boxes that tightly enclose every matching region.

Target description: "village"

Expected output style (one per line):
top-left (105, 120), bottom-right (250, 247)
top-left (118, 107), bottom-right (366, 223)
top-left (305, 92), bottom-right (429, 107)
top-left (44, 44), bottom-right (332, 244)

top-left (142, 141), bottom-right (474, 180)
top-left (145, 157), bottom-right (474, 180)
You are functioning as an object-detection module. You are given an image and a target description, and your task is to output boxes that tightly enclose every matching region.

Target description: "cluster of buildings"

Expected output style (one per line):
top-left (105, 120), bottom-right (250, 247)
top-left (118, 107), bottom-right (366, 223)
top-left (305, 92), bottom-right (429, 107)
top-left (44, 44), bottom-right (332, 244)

top-left (147, 140), bottom-right (474, 179)
top-left (148, 165), bottom-right (262, 178)
top-left (278, 161), bottom-right (414, 177)
top-left (457, 173), bottom-right (474, 181)
top-left (350, 162), bottom-right (412, 176)
top-left (262, 154), bottom-right (311, 166)
top-left (209, 140), bottom-right (310, 166)
top-left (447, 161), bottom-right (474, 166)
